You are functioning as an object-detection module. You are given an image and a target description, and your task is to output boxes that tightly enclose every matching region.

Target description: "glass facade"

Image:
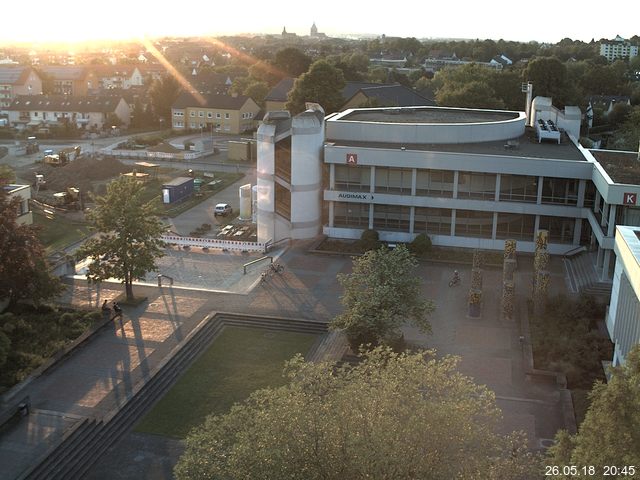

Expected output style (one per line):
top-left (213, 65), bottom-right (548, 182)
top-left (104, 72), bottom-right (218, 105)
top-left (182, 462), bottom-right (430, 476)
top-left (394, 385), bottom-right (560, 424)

top-left (375, 167), bottom-right (412, 194)
top-left (457, 171), bottom-right (496, 200)
top-left (414, 207), bottom-right (452, 236)
top-left (333, 202), bottom-right (369, 228)
top-left (499, 175), bottom-right (538, 203)
top-left (455, 209), bottom-right (494, 238)
top-left (541, 177), bottom-right (578, 206)
top-left (496, 213), bottom-right (536, 240)
top-left (538, 216), bottom-right (575, 244)
top-left (415, 169), bottom-right (454, 197)
top-left (335, 165), bottom-right (370, 192)
top-left (372, 204), bottom-right (411, 231)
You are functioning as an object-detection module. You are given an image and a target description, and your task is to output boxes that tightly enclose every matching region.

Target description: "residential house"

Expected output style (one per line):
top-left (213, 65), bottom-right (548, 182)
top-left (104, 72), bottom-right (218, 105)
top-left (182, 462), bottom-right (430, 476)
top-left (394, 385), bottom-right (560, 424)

top-left (341, 84), bottom-right (436, 110)
top-left (188, 70), bottom-right (235, 96)
top-left (265, 77), bottom-right (295, 111)
top-left (369, 55), bottom-right (408, 68)
top-left (587, 95), bottom-right (632, 128)
top-left (39, 66), bottom-right (94, 96)
top-left (489, 54), bottom-right (513, 68)
top-left (171, 92), bottom-right (261, 134)
top-left (0, 66), bottom-right (42, 109)
top-left (7, 95), bottom-right (130, 131)
top-left (89, 65), bottom-right (144, 92)
top-left (600, 35), bottom-right (639, 62)
top-left (4, 184), bottom-right (32, 226)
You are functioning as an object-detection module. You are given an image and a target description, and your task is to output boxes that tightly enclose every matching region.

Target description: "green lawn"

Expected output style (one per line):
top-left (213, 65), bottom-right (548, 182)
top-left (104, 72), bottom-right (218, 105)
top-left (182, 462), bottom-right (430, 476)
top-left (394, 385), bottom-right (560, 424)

top-left (33, 211), bottom-right (91, 252)
top-left (134, 326), bottom-right (318, 439)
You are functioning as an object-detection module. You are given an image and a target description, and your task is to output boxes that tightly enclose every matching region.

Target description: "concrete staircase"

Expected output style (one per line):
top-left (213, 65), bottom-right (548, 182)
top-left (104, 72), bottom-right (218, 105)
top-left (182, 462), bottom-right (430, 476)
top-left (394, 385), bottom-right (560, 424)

top-left (306, 330), bottom-right (349, 363)
top-left (20, 314), bottom-right (327, 480)
top-left (563, 252), bottom-right (612, 298)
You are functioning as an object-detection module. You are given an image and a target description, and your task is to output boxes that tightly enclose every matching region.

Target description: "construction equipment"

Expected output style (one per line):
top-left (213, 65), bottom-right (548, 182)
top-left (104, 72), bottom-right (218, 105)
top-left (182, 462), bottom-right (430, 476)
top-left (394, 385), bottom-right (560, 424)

top-left (43, 146), bottom-right (81, 166)
top-left (44, 154), bottom-right (65, 166)
top-left (25, 136), bottom-right (39, 154)
top-left (53, 187), bottom-right (81, 209)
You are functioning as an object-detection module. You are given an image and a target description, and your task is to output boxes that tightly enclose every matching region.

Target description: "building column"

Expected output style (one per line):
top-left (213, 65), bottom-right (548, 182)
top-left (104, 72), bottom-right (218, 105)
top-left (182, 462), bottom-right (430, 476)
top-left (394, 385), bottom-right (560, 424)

top-left (608, 204), bottom-right (617, 237)
top-left (537, 176), bottom-right (544, 205)
top-left (534, 215), bottom-right (540, 240)
top-left (602, 250), bottom-right (612, 282)
top-left (370, 166), bottom-right (375, 194)
top-left (411, 169), bottom-right (417, 196)
top-left (573, 219), bottom-right (582, 245)
top-left (452, 171), bottom-right (459, 199)
top-left (495, 173), bottom-right (501, 202)
top-left (577, 179), bottom-right (586, 208)
top-left (409, 206), bottom-right (415, 234)
top-left (329, 164), bottom-right (335, 190)
top-left (596, 246), bottom-right (604, 269)
top-left (450, 209), bottom-right (456, 237)
top-left (492, 212), bottom-right (498, 240)
top-left (601, 201), bottom-right (610, 228)
top-left (368, 203), bottom-right (374, 230)
top-left (328, 201), bottom-right (334, 228)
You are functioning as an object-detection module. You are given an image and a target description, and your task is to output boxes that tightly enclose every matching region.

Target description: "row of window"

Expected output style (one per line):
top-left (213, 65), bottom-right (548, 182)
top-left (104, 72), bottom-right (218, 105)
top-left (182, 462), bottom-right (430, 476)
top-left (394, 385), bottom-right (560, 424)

top-left (334, 165), bottom-right (584, 206)
top-left (174, 110), bottom-right (255, 119)
top-left (332, 202), bottom-right (576, 243)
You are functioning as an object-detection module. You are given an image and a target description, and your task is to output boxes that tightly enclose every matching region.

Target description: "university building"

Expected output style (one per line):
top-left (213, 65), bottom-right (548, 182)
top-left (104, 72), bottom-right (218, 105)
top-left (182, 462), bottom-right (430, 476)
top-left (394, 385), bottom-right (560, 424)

top-left (257, 100), bottom-right (640, 283)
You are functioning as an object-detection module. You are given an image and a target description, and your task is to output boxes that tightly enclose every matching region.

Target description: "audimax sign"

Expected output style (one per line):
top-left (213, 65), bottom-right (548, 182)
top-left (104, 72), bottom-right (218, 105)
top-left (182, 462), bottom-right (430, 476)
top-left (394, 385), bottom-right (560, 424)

top-left (337, 193), bottom-right (374, 201)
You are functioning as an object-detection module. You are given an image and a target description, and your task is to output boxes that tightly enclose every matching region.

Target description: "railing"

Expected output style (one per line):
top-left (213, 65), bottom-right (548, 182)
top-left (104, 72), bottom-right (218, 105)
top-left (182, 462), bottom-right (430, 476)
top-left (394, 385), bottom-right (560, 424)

top-left (162, 234), bottom-right (266, 253)
top-left (562, 245), bottom-right (587, 258)
top-left (243, 256), bottom-right (273, 274)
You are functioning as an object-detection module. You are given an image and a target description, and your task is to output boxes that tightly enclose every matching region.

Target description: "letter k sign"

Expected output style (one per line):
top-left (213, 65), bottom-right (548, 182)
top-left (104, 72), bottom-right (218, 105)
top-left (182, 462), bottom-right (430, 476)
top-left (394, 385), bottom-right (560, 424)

top-left (624, 192), bottom-right (637, 205)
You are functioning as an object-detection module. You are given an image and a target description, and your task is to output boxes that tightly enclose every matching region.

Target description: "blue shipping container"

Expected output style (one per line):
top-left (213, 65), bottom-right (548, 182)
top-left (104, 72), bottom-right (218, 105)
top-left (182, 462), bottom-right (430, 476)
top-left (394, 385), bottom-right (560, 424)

top-left (162, 177), bottom-right (194, 204)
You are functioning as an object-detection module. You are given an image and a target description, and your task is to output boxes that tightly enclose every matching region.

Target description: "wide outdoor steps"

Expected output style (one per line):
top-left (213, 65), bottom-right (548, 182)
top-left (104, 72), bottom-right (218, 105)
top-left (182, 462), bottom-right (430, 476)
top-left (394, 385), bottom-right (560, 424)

top-left (564, 252), bottom-right (612, 298)
top-left (21, 313), bottom-right (327, 480)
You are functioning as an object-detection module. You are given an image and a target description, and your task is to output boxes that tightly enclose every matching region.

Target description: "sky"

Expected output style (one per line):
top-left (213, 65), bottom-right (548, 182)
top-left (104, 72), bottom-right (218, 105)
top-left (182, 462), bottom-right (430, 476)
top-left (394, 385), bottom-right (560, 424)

top-left (1, 0), bottom-right (638, 45)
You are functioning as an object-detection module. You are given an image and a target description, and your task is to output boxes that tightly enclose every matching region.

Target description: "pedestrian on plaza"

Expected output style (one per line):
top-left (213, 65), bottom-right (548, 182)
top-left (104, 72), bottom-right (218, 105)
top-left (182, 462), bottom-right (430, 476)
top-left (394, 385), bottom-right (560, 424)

top-left (101, 300), bottom-right (111, 320)
top-left (112, 301), bottom-right (123, 321)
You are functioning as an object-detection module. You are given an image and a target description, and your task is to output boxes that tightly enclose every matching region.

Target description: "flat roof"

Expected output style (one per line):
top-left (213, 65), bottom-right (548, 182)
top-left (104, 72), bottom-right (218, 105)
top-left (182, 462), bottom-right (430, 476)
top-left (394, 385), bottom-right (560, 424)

top-left (327, 127), bottom-right (586, 162)
top-left (337, 107), bottom-right (520, 124)
top-left (590, 150), bottom-right (640, 184)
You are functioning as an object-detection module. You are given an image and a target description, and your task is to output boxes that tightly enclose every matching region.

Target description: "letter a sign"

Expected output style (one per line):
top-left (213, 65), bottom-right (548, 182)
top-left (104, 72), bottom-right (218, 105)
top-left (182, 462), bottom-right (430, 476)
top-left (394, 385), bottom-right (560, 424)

top-left (346, 153), bottom-right (358, 166)
top-left (624, 192), bottom-right (637, 205)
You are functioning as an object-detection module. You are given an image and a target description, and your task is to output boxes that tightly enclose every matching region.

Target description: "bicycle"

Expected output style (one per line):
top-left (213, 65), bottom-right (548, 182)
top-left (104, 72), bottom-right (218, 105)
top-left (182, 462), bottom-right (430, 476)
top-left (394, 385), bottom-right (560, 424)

top-left (269, 263), bottom-right (285, 274)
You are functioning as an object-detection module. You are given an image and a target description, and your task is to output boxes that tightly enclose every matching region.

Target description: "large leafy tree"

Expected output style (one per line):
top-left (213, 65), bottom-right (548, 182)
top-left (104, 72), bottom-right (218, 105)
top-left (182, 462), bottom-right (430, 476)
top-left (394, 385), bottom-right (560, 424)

top-left (548, 344), bottom-right (640, 475)
top-left (76, 177), bottom-right (165, 301)
top-left (273, 47), bottom-right (312, 78)
top-left (149, 74), bottom-right (181, 125)
top-left (0, 181), bottom-right (61, 309)
top-left (175, 347), bottom-right (540, 480)
top-left (330, 244), bottom-right (434, 350)
top-left (286, 60), bottom-right (345, 115)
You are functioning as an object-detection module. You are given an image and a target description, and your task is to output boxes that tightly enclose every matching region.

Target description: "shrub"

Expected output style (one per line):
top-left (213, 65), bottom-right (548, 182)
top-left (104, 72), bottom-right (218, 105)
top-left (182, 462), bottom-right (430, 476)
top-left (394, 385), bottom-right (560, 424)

top-left (358, 229), bottom-right (381, 252)
top-left (408, 233), bottom-right (432, 256)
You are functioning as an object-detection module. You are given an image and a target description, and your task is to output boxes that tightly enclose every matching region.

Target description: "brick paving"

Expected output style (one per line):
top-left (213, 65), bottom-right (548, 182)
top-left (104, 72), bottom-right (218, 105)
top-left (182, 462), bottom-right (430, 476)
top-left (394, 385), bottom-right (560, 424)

top-left (0, 244), bottom-right (571, 479)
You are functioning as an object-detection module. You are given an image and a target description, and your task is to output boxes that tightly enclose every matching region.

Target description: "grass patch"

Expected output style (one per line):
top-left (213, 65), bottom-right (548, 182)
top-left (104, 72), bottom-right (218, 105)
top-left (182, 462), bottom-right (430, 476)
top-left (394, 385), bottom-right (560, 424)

top-left (0, 305), bottom-right (101, 393)
top-left (33, 211), bottom-right (91, 252)
top-left (134, 326), bottom-right (318, 439)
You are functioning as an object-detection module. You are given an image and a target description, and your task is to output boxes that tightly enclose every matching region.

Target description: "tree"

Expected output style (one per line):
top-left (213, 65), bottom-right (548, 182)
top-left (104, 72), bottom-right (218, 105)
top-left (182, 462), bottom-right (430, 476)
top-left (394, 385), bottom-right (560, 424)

top-left (76, 177), bottom-right (165, 301)
top-left (175, 347), bottom-right (540, 480)
top-left (286, 60), bottom-right (345, 115)
top-left (523, 57), bottom-right (570, 105)
top-left (149, 74), bottom-right (181, 125)
top-left (548, 344), bottom-right (640, 475)
top-left (243, 81), bottom-right (270, 108)
top-left (330, 244), bottom-right (434, 350)
top-left (0, 185), bottom-right (62, 309)
top-left (273, 47), bottom-right (312, 77)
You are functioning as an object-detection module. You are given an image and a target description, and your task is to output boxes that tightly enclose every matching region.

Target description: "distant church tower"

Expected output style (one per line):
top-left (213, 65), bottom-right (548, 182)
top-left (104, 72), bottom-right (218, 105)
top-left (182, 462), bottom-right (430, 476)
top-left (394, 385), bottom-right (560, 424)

top-left (310, 22), bottom-right (318, 37)
top-left (282, 26), bottom-right (287, 36)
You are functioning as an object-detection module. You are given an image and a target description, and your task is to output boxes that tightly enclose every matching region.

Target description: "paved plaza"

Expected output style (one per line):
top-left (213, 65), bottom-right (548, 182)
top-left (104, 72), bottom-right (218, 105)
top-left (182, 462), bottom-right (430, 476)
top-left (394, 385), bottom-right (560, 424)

top-left (0, 242), bottom-right (572, 479)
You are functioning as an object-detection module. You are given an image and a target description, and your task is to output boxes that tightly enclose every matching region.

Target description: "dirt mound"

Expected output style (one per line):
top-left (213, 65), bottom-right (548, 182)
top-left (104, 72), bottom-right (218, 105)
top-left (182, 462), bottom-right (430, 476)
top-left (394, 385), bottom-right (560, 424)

top-left (39, 156), bottom-right (130, 194)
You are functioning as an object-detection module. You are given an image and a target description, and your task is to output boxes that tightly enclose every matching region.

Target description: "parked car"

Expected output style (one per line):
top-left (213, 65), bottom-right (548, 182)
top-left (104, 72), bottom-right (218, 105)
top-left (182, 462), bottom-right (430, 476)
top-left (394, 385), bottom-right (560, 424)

top-left (214, 203), bottom-right (233, 216)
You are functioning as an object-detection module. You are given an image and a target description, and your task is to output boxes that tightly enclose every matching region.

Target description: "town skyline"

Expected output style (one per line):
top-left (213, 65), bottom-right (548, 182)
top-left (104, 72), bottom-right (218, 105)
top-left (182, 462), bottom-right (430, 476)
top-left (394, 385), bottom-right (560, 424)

top-left (2, 0), bottom-right (639, 45)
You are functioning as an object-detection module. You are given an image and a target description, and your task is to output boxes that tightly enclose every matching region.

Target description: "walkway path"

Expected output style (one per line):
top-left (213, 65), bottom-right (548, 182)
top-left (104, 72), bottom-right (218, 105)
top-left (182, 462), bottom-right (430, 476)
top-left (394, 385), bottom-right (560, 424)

top-left (0, 245), bottom-right (571, 479)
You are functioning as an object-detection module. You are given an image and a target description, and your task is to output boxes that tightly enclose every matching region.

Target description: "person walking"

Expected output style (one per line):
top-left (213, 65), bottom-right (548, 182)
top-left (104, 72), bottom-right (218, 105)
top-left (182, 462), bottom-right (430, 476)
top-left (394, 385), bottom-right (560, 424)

top-left (101, 300), bottom-right (111, 320)
top-left (112, 301), bottom-right (123, 321)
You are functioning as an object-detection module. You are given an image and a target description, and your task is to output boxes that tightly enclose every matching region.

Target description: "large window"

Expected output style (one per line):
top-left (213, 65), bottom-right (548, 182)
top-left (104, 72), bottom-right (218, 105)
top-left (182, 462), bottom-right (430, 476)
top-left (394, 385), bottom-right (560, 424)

top-left (499, 175), bottom-right (538, 203)
top-left (415, 169), bottom-right (454, 197)
top-left (496, 213), bottom-right (536, 240)
top-left (583, 181), bottom-right (596, 209)
top-left (414, 207), bottom-right (452, 236)
top-left (375, 167), bottom-right (412, 194)
top-left (457, 171), bottom-right (496, 200)
top-left (372, 204), bottom-right (410, 231)
top-left (541, 177), bottom-right (578, 206)
top-left (333, 202), bottom-right (369, 228)
top-left (275, 182), bottom-right (291, 220)
top-left (538, 216), bottom-right (575, 244)
top-left (274, 137), bottom-right (291, 183)
top-left (335, 165), bottom-right (370, 192)
top-left (455, 209), bottom-right (494, 238)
